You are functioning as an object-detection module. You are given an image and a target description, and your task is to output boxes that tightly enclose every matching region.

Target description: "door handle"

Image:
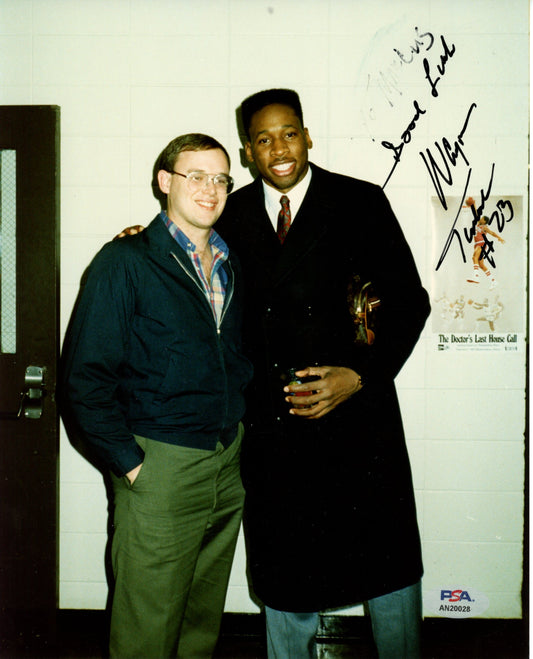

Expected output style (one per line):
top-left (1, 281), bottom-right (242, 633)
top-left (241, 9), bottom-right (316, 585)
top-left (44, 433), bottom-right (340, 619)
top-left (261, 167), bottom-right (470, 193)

top-left (0, 366), bottom-right (46, 420)
top-left (22, 365), bottom-right (46, 419)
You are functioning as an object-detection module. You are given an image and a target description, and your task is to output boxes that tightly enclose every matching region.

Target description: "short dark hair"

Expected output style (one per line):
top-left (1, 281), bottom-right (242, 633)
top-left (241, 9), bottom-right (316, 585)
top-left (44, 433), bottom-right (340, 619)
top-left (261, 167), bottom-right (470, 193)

top-left (157, 133), bottom-right (230, 172)
top-left (241, 89), bottom-right (304, 139)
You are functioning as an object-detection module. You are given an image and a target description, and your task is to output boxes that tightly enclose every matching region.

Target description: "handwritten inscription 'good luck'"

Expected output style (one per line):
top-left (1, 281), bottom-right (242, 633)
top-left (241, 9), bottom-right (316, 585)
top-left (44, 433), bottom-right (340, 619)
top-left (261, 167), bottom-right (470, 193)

top-left (381, 35), bottom-right (456, 188)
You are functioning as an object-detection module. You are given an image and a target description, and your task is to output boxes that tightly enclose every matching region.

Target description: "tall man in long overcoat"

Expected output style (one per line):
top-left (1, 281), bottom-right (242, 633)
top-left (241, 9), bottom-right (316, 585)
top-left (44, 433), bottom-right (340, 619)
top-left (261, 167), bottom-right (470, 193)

top-left (216, 89), bottom-right (431, 659)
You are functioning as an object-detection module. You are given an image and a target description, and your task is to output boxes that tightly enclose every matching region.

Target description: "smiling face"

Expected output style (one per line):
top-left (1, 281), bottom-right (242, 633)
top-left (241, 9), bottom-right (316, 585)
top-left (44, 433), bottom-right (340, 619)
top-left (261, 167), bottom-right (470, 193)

top-left (245, 103), bottom-right (313, 193)
top-left (157, 148), bottom-right (230, 241)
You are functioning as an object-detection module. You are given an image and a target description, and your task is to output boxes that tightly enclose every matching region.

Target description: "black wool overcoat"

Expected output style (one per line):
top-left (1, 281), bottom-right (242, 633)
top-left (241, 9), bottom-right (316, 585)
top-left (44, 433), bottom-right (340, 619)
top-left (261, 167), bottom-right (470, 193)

top-left (217, 164), bottom-right (431, 612)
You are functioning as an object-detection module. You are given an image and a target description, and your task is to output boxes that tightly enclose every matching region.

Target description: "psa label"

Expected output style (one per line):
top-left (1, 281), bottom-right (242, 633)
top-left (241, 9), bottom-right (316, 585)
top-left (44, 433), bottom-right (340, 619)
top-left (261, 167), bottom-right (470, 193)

top-left (439, 590), bottom-right (474, 613)
top-left (425, 587), bottom-right (489, 618)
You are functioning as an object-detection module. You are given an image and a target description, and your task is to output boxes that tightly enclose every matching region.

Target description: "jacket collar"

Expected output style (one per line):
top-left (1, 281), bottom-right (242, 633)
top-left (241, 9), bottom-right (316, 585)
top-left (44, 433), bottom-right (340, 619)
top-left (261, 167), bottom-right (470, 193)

top-left (143, 213), bottom-right (235, 282)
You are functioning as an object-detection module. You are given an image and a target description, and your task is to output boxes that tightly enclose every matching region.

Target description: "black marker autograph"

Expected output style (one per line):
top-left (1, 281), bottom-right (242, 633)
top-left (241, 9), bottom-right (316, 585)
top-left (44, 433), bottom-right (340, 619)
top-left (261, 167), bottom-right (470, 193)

top-left (381, 35), bottom-right (456, 188)
top-left (382, 100), bottom-right (426, 188)
top-left (436, 168), bottom-right (472, 269)
top-left (465, 191), bottom-right (514, 239)
top-left (418, 101), bottom-right (512, 270)
top-left (420, 102), bottom-right (477, 210)
top-left (424, 35), bottom-right (456, 97)
top-left (463, 173), bottom-right (514, 268)
top-left (436, 164), bottom-right (514, 270)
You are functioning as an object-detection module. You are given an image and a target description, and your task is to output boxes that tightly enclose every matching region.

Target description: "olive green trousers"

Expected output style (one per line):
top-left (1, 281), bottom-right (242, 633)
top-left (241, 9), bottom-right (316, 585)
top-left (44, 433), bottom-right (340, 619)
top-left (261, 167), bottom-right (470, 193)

top-left (109, 425), bottom-right (244, 659)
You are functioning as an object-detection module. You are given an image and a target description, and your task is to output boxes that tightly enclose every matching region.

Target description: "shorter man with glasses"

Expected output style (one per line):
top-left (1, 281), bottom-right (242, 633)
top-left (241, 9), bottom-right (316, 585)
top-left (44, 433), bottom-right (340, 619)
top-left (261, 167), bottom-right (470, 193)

top-left (62, 133), bottom-right (253, 659)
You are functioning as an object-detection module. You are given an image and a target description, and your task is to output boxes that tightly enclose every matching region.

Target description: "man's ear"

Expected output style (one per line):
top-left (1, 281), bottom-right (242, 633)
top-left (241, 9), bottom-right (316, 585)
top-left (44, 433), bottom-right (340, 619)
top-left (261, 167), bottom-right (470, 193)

top-left (304, 128), bottom-right (313, 150)
top-left (244, 142), bottom-right (255, 164)
top-left (157, 169), bottom-right (171, 195)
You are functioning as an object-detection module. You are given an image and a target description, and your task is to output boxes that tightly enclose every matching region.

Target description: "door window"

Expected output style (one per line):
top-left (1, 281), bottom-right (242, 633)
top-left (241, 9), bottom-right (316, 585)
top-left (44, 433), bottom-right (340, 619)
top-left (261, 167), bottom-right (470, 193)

top-left (0, 149), bottom-right (16, 354)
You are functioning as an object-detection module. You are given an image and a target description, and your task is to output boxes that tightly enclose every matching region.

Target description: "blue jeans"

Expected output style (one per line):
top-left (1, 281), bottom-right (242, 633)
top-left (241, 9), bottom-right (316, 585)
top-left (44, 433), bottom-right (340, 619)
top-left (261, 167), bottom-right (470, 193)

top-left (265, 581), bottom-right (422, 659)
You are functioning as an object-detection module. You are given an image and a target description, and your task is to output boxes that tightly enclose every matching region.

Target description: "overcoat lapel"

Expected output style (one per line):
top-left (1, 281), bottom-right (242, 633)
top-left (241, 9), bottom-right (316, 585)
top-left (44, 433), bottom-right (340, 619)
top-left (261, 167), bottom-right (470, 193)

top-left (241, 178), bottom-right (281, 277)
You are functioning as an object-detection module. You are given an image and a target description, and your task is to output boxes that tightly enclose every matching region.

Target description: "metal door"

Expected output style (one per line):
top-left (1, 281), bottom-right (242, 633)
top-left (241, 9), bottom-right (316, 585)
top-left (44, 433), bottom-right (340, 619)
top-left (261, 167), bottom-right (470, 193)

top-left (0, 106), bottom-right (60, 655)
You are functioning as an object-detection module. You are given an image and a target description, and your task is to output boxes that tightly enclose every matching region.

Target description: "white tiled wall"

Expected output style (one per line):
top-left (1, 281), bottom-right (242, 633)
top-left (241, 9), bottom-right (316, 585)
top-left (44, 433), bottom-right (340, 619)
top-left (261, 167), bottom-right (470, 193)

top-left (1, 0), bottom-right (527, 618)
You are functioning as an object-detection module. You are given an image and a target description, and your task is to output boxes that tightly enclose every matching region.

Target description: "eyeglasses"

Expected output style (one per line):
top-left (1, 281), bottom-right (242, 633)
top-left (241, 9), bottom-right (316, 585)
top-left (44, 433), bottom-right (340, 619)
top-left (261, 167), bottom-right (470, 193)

top-left (170, 170), bottom-right (234, 194)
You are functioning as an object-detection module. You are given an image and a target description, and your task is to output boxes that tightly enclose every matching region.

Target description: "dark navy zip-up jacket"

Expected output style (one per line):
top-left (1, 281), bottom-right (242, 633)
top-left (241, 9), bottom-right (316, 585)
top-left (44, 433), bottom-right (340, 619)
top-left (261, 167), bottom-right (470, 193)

top-left (61, 215), bottom-right (253, 477)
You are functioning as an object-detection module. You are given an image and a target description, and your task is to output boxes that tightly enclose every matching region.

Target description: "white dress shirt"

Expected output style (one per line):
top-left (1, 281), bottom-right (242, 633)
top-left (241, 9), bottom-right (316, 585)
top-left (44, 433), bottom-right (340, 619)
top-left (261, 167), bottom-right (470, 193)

top-left (262, 166), bottom-right (313, 231)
